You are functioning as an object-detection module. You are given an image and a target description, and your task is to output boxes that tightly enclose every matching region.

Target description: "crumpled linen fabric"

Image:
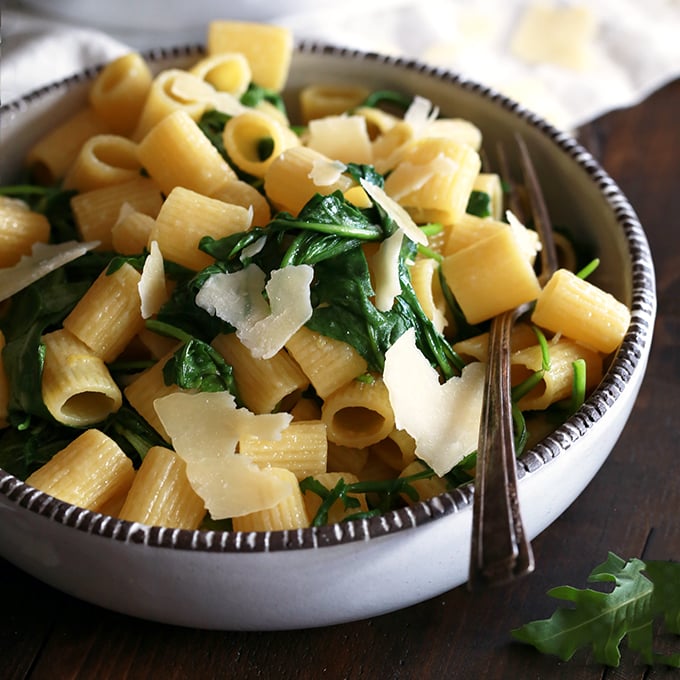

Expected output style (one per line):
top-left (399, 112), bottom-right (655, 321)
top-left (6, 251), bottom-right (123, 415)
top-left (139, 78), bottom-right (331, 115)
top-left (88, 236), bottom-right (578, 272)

top-left (2, 1), bottom-right (680, 131)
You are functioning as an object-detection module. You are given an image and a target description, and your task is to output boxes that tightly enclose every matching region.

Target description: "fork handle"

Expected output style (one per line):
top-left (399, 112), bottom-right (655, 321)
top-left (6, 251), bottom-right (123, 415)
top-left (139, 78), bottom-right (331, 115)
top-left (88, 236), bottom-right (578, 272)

top-left (469, 306), bottom-right (535, 589)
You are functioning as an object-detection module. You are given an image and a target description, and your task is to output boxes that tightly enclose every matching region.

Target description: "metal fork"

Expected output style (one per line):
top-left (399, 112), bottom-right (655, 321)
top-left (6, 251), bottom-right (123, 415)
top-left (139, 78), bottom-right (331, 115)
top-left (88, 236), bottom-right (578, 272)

top-left (468, 134), bottom-right (558, 590)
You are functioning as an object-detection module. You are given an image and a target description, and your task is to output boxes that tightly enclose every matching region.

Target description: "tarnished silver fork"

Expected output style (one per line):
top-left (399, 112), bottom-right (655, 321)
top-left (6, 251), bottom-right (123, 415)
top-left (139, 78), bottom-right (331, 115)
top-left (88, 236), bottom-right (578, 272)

top-left (468, 134), bottom-right (558, 589)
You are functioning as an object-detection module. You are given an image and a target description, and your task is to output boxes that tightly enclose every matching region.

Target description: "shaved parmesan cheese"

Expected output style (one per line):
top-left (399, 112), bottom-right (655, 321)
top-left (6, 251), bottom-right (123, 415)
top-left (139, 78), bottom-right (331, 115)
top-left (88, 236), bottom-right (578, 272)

top-left (195, 263), bottom-right (314, 359)
top-left (168, 69), bottom-right (247, 116)
top-left (308, 158), bottom-right (347, 187)
top-left (383, 328), bottom-right (486, 476)
top-left (240, 235), bottom-right (267, 262)
top-left (154, 391), bottom-right (293, 518)
top-left (138, 240), bottom-right (167, 319)
top-left (307, 115), bottom-right (372, 164)
top-left (360, 178), bottom-right (427, 246)
top-left (0, 240), bottom-right (99, 302)
top-left (371, 229), bottom-right (404, 312)
top-left (404, 95), bottom-right (439, 137)
top-left (506, 210), bottom-right (542, 264)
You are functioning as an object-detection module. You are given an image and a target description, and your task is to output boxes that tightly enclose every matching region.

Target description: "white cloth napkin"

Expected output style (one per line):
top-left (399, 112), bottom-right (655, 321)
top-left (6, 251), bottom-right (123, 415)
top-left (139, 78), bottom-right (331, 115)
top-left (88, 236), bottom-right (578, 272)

top-left (2, 1), bottom-right (680, 131)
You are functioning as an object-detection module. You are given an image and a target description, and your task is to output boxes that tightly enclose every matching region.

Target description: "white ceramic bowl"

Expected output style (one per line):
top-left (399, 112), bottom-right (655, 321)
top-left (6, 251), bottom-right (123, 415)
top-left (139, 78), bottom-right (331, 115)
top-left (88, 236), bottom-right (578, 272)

top-left (0, 43), bottom-right (656, 630)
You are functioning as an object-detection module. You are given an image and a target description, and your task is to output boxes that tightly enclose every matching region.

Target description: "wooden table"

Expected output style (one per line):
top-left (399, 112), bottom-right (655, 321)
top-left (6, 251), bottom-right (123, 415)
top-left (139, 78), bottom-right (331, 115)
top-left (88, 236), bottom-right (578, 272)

top-left (2, 78), bottom-right (679, 680)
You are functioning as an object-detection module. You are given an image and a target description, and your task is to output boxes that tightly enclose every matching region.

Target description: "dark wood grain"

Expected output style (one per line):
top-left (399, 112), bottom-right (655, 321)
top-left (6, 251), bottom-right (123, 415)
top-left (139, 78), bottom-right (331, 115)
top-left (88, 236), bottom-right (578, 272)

top-left (1, 78), bottom-right (679, 680)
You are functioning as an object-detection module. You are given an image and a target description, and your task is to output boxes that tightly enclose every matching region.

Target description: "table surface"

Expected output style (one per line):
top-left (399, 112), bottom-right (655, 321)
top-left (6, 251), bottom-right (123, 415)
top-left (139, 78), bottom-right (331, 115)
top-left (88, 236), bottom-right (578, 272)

top-left (2, 77), bottom-right (679, 680)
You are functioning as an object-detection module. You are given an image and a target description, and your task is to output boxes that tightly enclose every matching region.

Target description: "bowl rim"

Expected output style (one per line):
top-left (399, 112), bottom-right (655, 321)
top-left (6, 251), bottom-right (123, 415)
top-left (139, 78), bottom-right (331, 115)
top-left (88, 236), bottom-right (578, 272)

top-left (0, 41), bottom-right (657, 554)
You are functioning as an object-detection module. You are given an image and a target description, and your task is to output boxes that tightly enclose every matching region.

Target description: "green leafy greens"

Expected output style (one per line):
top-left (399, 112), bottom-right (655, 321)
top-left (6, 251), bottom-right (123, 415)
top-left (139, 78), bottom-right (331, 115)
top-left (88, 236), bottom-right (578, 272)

top-left (512, 552), bottom-right (680, 668)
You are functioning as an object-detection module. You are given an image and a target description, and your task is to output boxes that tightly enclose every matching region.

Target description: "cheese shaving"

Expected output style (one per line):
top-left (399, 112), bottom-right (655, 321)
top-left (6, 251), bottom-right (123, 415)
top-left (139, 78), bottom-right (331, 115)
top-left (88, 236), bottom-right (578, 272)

top-left (308, 159), bottom-right (347, 187)
top-left (383, 328), bottom-right (486, 476)
top-left (195, 263), bottom-right (314, 359)
top-left (0, 240), bottom-right (99, 302)
top-left (154, 391), bottom-right (293, 518)
top-left (371, 229), bottom-right (404, 312)
top-left (404, 95), bottom-right (440, 137)
top-left (359, 178), bottom-right (427, 246)
top-left (506, 209), bottom-right (542, 264)
top-left (138, 240), bottom-right (167, 319)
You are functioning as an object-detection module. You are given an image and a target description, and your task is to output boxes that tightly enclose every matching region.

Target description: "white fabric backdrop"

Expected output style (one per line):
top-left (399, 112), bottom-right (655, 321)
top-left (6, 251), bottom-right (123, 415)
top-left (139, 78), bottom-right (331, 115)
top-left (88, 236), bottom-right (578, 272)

top-left (3, 1), bottom-right (680, 131)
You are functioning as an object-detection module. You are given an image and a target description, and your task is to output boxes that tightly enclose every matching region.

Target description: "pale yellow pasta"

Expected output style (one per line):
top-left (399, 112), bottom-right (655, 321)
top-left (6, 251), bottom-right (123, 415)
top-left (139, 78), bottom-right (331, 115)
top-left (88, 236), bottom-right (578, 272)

top-left (371, 121), bottom-right (415, 174)
top-left (289, 397), bottom-right (322, 422)
top-left (302, 471), bottom-right (369, 524)
top-left (472, 172), bottom-right (504, 221)
top-left (26, 107), bottom-right (110, 184)
top-left (0, 331), bottom-right (9, 429)
top-left (211, 333), bottom-right (309, 415)
top-left (240, 420), bottom-right (327, 481)
top-left (531, 268), bottom-right (631, 354)
top-left (305, 115), bottom-right (373, 165)
top-left (210, 179), bottom-right (271, 227)
top-left (299, 85), bottom-right (371, 123)
top-left (511, 338), bottom-right (603, 411)
top-left (231, 468), bottom-right (309, 531)
top-left (371, 428), bottom-right (417, 471)
top-left (409, 257), bottom-right (447, 333)
top-left (343, 185), bottom-right (372, 209)
top-left (354, 106), bottom-right (399, 139)
top-left (41, 329), bottom-right (122, 427)
top-left (443, 213), bottom-right (503, 256)
top-left (453, 322), bottom-right (538, 363)
top-left (118, 446), bottom-right (206, 529)
top-left (222, 109), bottom-right (300, 178)
top-left (62, 262), bottom-right (144, 363)
top-left (441, 226), bottom-right (542, 325)
top-left (384, 137), bottom-right (481, 225)
top-left (321, 374), bottom-right (395, 448)
top-left (285, 326), bottom-right (368, 399)
top-left (189, 52), bottom-right (252, 96)
top-left (137, 109), bottom-right (236, 196)
top-left (71, 176), bottom-right (163, 250)
top-left (263, 146), bottom-right (354, 216)
top-left (150, 186), bottom-right (252, 271)
top-left (398, 460), bottom-right (448, 504)
top-left (132, 69), bottom-right (213, 140)
top-left (124, 347), bottom-right (182, 440)
top-left (0, 196), bottom-right (51, 267)
top-left (63, 134), bottom-right (142, 192)
top-left (207, 20), bottom-right (293, 92)
top-left (89, 53), bottom-right (153, 135)
top-left (425, 118), bottom-right (483, 151)
top-left (326, 443), bottom-right (369, 476)
top-left (111, 209), bottom-right (155, 255)
top-left (26, 429), bottom-right (134, 511)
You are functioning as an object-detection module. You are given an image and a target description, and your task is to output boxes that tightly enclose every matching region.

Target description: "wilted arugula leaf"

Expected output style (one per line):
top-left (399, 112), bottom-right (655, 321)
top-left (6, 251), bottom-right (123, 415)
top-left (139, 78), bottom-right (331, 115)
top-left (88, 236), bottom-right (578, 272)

top-left (466, 189), bottom-right (492, 218)
top-left (512, 552), bottom-right (680, 668)
top-left (163, 337), bottom-right (238, 394)
top-left (0, 419), bottom-right (77, 479)
top-left (0, 269), bottom-right (89, 422)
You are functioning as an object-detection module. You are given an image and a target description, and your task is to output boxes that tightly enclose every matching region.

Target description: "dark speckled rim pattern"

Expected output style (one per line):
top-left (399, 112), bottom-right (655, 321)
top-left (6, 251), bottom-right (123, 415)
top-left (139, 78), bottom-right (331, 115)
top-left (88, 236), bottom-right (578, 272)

top-left (0, 43), bottom-right (656, 553)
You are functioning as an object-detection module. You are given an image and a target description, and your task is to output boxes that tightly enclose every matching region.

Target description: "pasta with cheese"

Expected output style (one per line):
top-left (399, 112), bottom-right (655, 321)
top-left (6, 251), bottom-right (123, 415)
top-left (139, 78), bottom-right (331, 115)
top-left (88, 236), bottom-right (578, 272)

top-left (0, 19), bottom-right (630, 532)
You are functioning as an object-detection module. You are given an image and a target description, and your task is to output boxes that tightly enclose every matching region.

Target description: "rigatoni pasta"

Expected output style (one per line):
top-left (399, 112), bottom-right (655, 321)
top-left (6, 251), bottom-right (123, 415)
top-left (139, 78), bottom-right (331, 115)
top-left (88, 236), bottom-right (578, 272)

top-left (0, 19), bottom-right (631, 533)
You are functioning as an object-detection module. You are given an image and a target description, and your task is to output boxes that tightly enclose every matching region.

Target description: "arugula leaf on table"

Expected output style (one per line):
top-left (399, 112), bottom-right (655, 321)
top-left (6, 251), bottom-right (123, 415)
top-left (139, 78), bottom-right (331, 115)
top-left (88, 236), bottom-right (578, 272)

top-left (512, 552), bottom-right (680, 668)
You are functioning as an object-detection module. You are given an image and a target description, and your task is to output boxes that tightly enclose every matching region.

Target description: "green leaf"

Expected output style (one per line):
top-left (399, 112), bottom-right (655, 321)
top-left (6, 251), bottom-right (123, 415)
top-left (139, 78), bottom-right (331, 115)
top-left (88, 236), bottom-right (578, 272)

top-left (512, 552), bottom-right (680, 668)
top-left (466, 189), bottom-right (492, 218)
top-left (0, 270), bottom-right (90, 422)
top-left (162, 337), bottom-right (238, 394)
